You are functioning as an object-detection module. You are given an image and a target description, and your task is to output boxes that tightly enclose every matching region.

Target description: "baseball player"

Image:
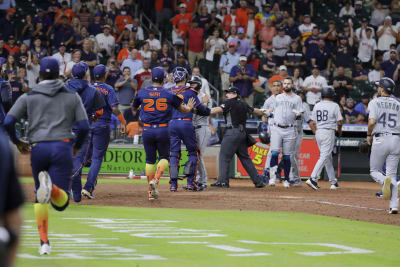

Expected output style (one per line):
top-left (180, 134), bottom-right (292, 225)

top-left (0, 57), bottom-right (11, 124)
top-left (169, 67), bottom-right (210, 192)
top-left (79, 64), bottom-right (127, 199)
top-left (66, 62), bottom-right (106, 201)
top-left (3, 57), bottom-right (90, 255)
top-left (191, 76), bottom-right (212, 190)
top-left (367, 78), bottom-right (399, 214)
top-left (268, 77), bottom-right (303, 188)
top-left (290, 89), bottom-right (315, 186)
top-left (132, 67), bottom-right (195, 200)
top-left (306, 87), bottom-right (343, 190)
top-left (261, 80), bottom-right (281, 183)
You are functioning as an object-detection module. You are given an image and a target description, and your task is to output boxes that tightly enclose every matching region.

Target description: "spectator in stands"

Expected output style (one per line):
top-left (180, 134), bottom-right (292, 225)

top-left (302, 65), bottom-right (328, 108)
top-left (95, 24), bottom-right (115, 63)
top-left (172, 3), bottom-right (193, 44)
top-left (8, 70), bottom-right (25, 105)
top-left (51, 15), bottom-right (75, 51)
top-left (2, 54), bottom-right (16, 77)
top-left (355, 18), bottom-right (375, 43)
top-left (354, 1), bottom-right (368, 18)
top-left (292, 1), bottom-right (313, 19)
top-left (16, 44), bottom-right (29, 69)
top-left (226, 26), bottom-right (239, 44)
top-left (368, 61), bottom-right (381, 83)
top-left (357, 28), bottom-right (376, 70)
top-left (81, 38), bottom-right (97, 78)
top-left (322, 20), bottom-right (338, 52)
top-left (343, 97), bottom-right (365, 124)
top-left (121, 49), bottom-right (142, 79)
top-left (268, 65), bottom-right (289, 90)
top-left (219, 42), bottom-right (239, 92)
top-left (244, 10), bottom-right (260, 43)
top-left (117, 40), bottom-right (136, 64)
top-left (354, 93), bottom-right (369, 124)
top-left (207, 9), bottom-right (222, 37)
top-left (134, 58), bottom-right (152, 91)
top-left (377, 16), bottom-right (397, 53)
top-left (158, 43), bottom-right (175, 70)
top-left (223, 6), bottom-right (240, 36)
top-left (259, 19), bottom-right (276, 51)
top-left (284, 16), bottom-right (300, 42)
top-left (272, 27), bottom-right (291, 66)
top-left (129, 18), bottom-right (144, 41)
top-left (334, 37), bottom-right (353, 78)
top-left (140, 42), bottom-right (151, 60)
top-left (150, 51), bottom-right (160, 68)
top-left (0, 39), bottom-right (9, 59)
top-left (26, 53), bottom-right (40, 89)
top-left (229, 55), bottom-right (256, 105)
top-left (21, 14), bottom-right (34, 47)
top-left (71, 17), bottom-right (82, 37)
top-left (256, 3), bottom-right (275, 22)
top-left (260, 49), bottom-right (276, 80)
top-left (338, 22), bottom-right (354, 47)
top-left (75, 26), bottom-right (90, 49)
top-left (339, 1), bottom-right (356, 17)
top-left (55, 1), bottom-right (75, 24)
top-left (65, 49), bottom-right (83, 78)
top-left (193, 66), bottom-right (211, 97)
top-left (4, 35), bottom-right (19, 55)
top-left (298, 14), bottom-right (315, 44)
top-left (186, 19), bottom-right (204, 68)
top-left (33, 8), bottom-right (52, 33)
top-left (237, 0), bottom-right (251, 28)
top-left (233, 27), bottom-right (251, 57)
top-left (31, 38), bottom-right (48, 60)
top-left (173, 52), bottom-right (191, 74)
top-left (382, 44), bottom-right (397, 62)
top-left (292, 67), bottom-right (304, 89)
top-left (0, 8), bottom-right (16, 41)
top-left (332, 66), bottom-right (353, 100)
top-left (303, 26), bottom-right (320, 65)
top-left (146, 31), bottom-right (161, 51)
top-left (205, 29), bottom-right (226, 88)
top-left (352, 60), bottom-right (368, 81)
top-left (312, 39), bottom-right (332, 78)
top-left (381, 49), bottom-right (399, 79)
top-left (78, 4), bottom-right (91, 28)
top-left (216, 0), bottom-right (232, 13)
top-left (116, 27), bottom-right (132, 49)
top-left (52, 42), bottom-right (71, 77)
top-left (115, 66), bottom-right (137, 112)
top-left (31, 23), bottom-right (47, 45)
top-left (105, 58), bottom-right (121, 88)
top-left (284, 40), bottom-right (307, 75)
top-left (370, 3), bottom-right (386, 31)
top-left (217, 6), bottom-right (228, 27)
top-left (180, 0), bottom-right (198, 14)
top-left (88, 12), bottom-right (104, 36)
top-left (115, 6), bottom-right (132, 33)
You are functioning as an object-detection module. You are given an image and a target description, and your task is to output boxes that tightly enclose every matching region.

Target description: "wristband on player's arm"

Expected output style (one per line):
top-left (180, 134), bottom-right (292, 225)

top-left (117, 113), bottom-right (126, 125)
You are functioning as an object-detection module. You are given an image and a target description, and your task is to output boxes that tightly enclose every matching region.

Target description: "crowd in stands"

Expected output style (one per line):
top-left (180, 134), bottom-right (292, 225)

top-left (2, 0), bottom-right (400, 126)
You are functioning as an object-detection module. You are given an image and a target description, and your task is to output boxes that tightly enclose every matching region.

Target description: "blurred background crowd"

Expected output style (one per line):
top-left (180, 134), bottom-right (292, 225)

top-left (1, 0), bottom-right (400, 127)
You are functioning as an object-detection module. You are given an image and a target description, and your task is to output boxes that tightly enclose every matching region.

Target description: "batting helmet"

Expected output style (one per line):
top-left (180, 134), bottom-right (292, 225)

top-left (321, 87), bottom-right (335, 99)
top-left (376, 77), bottom-right (395, 93)
top-left (258, 121), bottom-right (270, 144)
top-left (189, 75), bottom-right (202, 91)
top-left (173, 67), bottom-right (188, 83)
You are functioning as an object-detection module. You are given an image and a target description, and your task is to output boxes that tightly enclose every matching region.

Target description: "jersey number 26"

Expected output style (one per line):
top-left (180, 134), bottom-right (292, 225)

top-left (143, 98), bottom-right (168, 111)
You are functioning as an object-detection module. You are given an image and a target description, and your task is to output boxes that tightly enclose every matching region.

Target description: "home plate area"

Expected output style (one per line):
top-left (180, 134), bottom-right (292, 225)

top-left (18, 218), bottom-right (374, 260)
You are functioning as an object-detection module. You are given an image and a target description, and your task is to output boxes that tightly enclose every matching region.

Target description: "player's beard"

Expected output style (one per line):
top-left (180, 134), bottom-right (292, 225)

top-left (284, 87), bottom-right (292, 92)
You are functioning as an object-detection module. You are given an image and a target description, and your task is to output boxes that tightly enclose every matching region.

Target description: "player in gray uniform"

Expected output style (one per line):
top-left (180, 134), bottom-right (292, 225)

top-left (367, 78), bottom-right (399, 214)
top-left (268, 77), bottom-right (303, 188)
top-left (306, 87), bottom-right (343, 190)
top-left (190, 76), bottom-right (212, 190)
top-left (261, 80), bottom-right (281, 182)
top-left (290, 90), bottom-right (315, 186)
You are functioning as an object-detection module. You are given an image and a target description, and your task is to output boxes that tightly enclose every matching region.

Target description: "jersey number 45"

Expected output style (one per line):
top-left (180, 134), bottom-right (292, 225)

top-left (143, 98), bottom-right (168, 111)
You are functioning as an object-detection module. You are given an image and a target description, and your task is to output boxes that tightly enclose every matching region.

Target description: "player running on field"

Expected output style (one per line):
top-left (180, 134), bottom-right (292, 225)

top-left (306, 87), bottom-right (343, 190)
top-left (80, 64), bottom-right (127, 199)
top-left (169, 68), bottom-right (211, 191)
top-left (132, 67), bottom-right (195, 200)
top-left (367, 78), bottom-right (399, 214)
top-left (3, 57), bottom-right (90, 255)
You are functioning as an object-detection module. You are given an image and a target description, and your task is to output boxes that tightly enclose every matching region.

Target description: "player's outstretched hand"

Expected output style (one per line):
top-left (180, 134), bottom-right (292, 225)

top-left (292, 109), bottom-right (302, 116)
top-left (187, 97), bottom-right (196, 110)
top-left (120, 124), bottom-right (126, 134)
top-left (17, 140), bottom-right (31, 154)
top-left (260, 108), bottom-right (272, 116)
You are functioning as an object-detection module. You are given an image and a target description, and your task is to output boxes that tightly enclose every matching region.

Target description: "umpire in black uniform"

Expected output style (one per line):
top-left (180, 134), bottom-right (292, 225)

top-left (210, 87), bottom-right (266, 188)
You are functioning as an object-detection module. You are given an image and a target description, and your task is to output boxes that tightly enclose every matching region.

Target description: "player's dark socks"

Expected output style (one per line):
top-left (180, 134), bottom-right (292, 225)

top-left (282, 155), bottom-right (291, 182)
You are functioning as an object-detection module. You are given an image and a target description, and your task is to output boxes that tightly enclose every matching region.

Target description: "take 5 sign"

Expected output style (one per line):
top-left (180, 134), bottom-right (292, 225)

top-left (235, 137), bottom-right (319, 178)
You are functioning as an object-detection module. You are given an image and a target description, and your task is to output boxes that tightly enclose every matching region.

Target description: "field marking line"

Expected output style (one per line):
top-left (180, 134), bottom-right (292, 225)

top-left (168, 241), bottom-right (210, 244)
top-left (228, 253), bottom-right (271, 257)
top-left (304, 199), bottom-right (385, 211)
top-left (206, 245), bottom-right (252, 252)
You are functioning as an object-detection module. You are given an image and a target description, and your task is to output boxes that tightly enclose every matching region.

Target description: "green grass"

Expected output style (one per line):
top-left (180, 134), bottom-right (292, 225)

top-left (16, 204), bottom-right (400, 267)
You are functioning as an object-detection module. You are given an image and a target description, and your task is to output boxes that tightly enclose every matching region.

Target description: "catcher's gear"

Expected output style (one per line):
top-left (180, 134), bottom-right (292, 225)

top-left (359, 140), bottom-right (371, 154)
top-left (321, 87), bottom-right (335, 99)
top-left (170, 162), bottom-right (179, 179)
top-left (183, 160), bottom-right (196, 176)
top-left (376, 77), bottom-right (395, 93)
top-left (258, 121), bottom-right (270, 144)
top-left (173, 67), bottom-right (189, 83)
top-left (188, 76), bottom-right (202, 91)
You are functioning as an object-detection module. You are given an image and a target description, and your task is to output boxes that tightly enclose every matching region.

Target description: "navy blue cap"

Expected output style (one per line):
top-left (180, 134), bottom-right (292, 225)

top-left (93, 64), bottom-right (109, 78)
top-left (40, 57), bottom-right (60, 74)
top-left (0, 57), bottom-right (6, 65)
top-left (152, 66), bottom-right (166, 81)
top-left (72, 62), bottom-right (89, 79)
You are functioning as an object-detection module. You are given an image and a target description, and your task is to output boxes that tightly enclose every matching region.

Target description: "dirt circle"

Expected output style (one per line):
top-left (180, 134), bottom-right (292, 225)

top-left (22, 178), bottom-right (400, 226)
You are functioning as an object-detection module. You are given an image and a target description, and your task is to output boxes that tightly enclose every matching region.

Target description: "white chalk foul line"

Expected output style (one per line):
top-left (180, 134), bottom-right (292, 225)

top-left (304, 199), bottom-right (385, 211)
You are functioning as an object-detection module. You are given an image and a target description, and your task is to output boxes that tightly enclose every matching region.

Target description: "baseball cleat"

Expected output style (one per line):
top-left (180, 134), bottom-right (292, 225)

top-left (39, 241), bottom-right (51, 255)
top-left (37, 171), bottom-right (52, 204)
top-left (196, 183), bottom-right (207, 191)
top-left (149, 180), bottom-right (159, 199)
top-left (389, 208), bottom-right (398, 214)
top-left (330, 183), bottom-right (339, 190)
top-left (210, 181), bottom-right (230, 188)
top-left (183, 184), bottom-right (198, 191)
top-left (169, 179), bottom-right (178, 192)
top-left (382, 177), bottom-right (392, 200)
top-left (283, 180), bottom-right (290, 188)
top-left (72, 190), bottom-right (82, 202)
top-left (376, 191), bottom-right (383, 198)
top-left (148, 191), bottom-right (155, 201)
top-left (81, 189), bottom-right (95, 199)
top-left (292, 179), bottom-right (302, 187)
top-left (269, 167), bottom-right (277, 186)
top-left (306, 179), bottom-right (320, 190)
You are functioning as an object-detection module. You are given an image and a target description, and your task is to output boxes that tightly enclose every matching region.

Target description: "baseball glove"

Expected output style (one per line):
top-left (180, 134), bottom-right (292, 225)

top-left (359, 141), bottom-right (371, 154)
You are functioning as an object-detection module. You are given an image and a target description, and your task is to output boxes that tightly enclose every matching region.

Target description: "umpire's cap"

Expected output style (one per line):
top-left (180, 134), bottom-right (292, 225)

top-left (72, 62), bottom-right (89, 79)
top-left (376, 77), bottom-right (395, 93)
top-left (152, 66), bottom-right (166, 82)
top-left (321, 87), bottom-right (335, 99)
top-left (93, 64), bottom-right (109, 79)
top-left (40, 57), bottom-right (59, 74)
top-left (224, 86), bottom-right (240, 95)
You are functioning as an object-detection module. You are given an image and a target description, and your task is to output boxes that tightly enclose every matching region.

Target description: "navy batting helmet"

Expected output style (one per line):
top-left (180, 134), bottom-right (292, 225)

top-left (376, 77), bottom-right (395, 93)
top-left (173, 67), bottom-right (188, 83)
top-left (189, 75), bottom-right (202, 91)
top-left (258, 121), bottom-right (270, 144)
top-left (321, 87), bottom-right (335, 99)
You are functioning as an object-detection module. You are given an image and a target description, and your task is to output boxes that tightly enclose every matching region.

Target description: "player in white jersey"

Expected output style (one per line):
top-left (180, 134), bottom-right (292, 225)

top-left (290, 90), bottom-right (315, 186)
top-left (306, 87), bottom-right (343, 190)
top-left (268, 77), bottom-right (303, 188)
top-left (260, 80), bottom-right (281, 183)
top-left (367, 78), bottom-right (399, 214)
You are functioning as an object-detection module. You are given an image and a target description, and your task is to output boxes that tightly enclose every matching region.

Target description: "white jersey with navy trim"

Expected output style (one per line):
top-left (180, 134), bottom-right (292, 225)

top-left (311, 100), bottom-right (343, 130)
top-left (273, 92), bottom-right (303, 126)
top-left (262, 94), bottom-right (277, 124)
